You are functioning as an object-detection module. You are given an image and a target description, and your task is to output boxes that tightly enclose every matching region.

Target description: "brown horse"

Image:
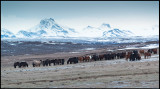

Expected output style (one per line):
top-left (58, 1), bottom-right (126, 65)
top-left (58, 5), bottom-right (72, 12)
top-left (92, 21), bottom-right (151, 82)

top-left (78, 56), bottom-right (84, 63)
top-left (139, 50), bottom-right (145, 55)
top-left (99, 54), bottom-right (104, 60)
top-left (83, 55), bottom-right (90, 62)
top-left (125, 52), bottom-right (132, 61)
top-left (144, 52), bottom-right (151, 59)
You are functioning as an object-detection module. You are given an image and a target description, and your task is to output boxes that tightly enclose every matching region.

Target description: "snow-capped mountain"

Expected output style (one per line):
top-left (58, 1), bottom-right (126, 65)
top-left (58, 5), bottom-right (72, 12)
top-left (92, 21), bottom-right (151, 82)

top-left (77, 23), bottom-right (111, 37)
top-left (78, 23), bottom-right (132, 38)
top-left (16, 18), bottom-right (77, 38)
top-left (1, 18), bottom-right (158, 40)
top-left (1, 28), bottom-right (16, 38)
top-left (15, 18), bottom-right (132, 38)
top-left (103, 28), bottom-right (133, 38)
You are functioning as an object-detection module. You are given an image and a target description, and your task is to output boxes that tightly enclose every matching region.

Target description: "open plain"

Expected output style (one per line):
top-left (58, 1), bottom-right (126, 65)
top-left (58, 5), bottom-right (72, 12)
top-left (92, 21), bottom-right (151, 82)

top-left (1, 41), bottom-right (159, 88)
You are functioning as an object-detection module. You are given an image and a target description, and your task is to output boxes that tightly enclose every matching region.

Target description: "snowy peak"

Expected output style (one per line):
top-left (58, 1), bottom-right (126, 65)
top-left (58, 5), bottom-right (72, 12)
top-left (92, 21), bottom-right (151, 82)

top-left (103, 28), bottom-right (133, 38)
top-left (40, 18), bottom-right (55, 25)
top-left (39, 18), bottom-right (56, 29)
top-left (16, 18), bottom-right (77, 38)
top-left (98, 23), bottom-right (111, 32)
top-left (80, 23), bottom-right (132, 38)
top-left (101, 23), bottom-right (111, 28)
top-left (1, 28), bottom-right (16, 38)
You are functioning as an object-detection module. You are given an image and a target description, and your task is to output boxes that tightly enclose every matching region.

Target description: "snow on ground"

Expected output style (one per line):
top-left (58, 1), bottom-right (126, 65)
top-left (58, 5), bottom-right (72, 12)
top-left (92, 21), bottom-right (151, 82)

top-left (124, 47), bottom-right (139, 50)
top-left (116, 44), bottom-right (159, 51)
top-left (69, 52), bottom-right (80, 53)
top-left (140, 44), bottom-right (159, 49)
top-left (139, 55), bottom-right (159, 62)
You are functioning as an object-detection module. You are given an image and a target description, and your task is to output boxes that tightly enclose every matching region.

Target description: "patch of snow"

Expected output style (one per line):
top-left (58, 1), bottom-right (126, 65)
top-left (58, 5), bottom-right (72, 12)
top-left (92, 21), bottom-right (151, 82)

top-left (84, 48), bottom-right (95, 50)
top-left (140, 44), bottom-right (159, 49)
top-left (124, 47), bottom-right (139, 49)
top-left (69, 52), bottom-right (80, 53)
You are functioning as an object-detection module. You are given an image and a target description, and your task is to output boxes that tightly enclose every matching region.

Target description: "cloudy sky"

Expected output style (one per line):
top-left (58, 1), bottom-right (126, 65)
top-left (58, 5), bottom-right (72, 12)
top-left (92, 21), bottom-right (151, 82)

top-left (1, 1), bottom-right (159, 35)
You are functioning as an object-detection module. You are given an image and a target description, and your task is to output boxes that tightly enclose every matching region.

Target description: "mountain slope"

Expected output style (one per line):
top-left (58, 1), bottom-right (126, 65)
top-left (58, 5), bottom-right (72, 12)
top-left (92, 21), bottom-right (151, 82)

top-left (103, 28), bottom-right (133, 38)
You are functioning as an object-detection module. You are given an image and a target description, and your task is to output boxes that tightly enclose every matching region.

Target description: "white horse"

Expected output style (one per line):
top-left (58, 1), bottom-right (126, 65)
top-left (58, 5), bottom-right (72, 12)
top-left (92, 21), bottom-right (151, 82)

top-left (32, 60), bottom-right (42, 67)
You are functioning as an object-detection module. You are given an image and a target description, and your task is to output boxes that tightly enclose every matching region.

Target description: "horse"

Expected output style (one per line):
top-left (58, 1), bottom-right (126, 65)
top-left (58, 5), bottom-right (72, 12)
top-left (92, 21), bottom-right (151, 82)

top-left (19, 62), bottom-right (28, 68)
top-left (61, 59), bottom-right (65, 65)
top-left (139, 50), bottom-right (145, 55)
top-left (55, 59), bottom-right (60, 65)
top-left (111, 53), bottom-right (116, 60)
top-left (129, 50), bottom-right (141, 61)
top-left (120, 52), bottom-right (126, 59)
top-left (67, 57), bottom-right (78, 64)
top-left (147, 49), bottom-right (152, 53)
top-left (57, 59), bottom-right (65, 65)
top-left (83, 56), bottom-right (90, 62)
top-left (144, 52), bottom-right (151, 59)
top-left (152, 48), bottom-right (157, 54)
top-left (125, 52), bottom-right (132, 61)
top-left (14, 62), bottom-right (20, 68)
top-left (42, 59), bottom-right (51, 66)
top-left (116, 53), bottom-right (120, 59)
top-left (99, 54), bottom-right (104, 60)
top-left (91, 54), bottom-right (99, 61)
top-left (32, 60), bottom-right (42, 67)
top-left (78, 56), bottom-right (84, 62)
top-left (104, 54), bottom-right (110, 60)
top-left (50, 59), bottom-right (55, 65)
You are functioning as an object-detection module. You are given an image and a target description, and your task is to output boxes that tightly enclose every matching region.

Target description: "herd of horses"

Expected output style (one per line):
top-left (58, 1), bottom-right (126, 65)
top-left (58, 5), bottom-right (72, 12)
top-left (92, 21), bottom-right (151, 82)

top-left (14, 48), bottom-right (158, 68)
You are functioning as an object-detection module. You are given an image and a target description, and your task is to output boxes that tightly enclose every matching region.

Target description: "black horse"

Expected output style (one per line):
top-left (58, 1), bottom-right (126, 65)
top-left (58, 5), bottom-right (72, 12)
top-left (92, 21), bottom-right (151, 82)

top-left (61, 59), bottom-right (65, 65)
top-left (147, 49), bottom-right (152, 53)
top-left (42, 59), bottom-right (51, 66)
top-left (50, 59), bottom-right (56, 65)
top-left (104, 54), bottom-right (111, 60)
top-left (58, 59), bottom-right (65, 65)
top-left (50, 59), bottom-right (65, 65)
top-left (19, 62), bottom-right (28, 68)
top-left (14, 62), bottom-right (20, 68)
top-left (129, 50), bottom-right (141, 61)
top-left (92, 54), bottom-right (99, 61)
top-left (67, 57), bottom-right (78, 64)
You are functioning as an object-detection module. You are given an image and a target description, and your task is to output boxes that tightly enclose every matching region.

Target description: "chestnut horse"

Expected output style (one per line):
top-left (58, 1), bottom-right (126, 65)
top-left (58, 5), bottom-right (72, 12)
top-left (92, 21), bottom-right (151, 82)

top-left (99, 54), bottom-right (104, 60)
top-left (144, 52), bottom-right (151, 59)
top-left (139, 50), bottom-right (145, 55)
top-left (83, 55), bottom-right (90, 62)
top-left (125, 52), bottom-right (132, 61)
top-left (78, 56), bottom-right (84, 62)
